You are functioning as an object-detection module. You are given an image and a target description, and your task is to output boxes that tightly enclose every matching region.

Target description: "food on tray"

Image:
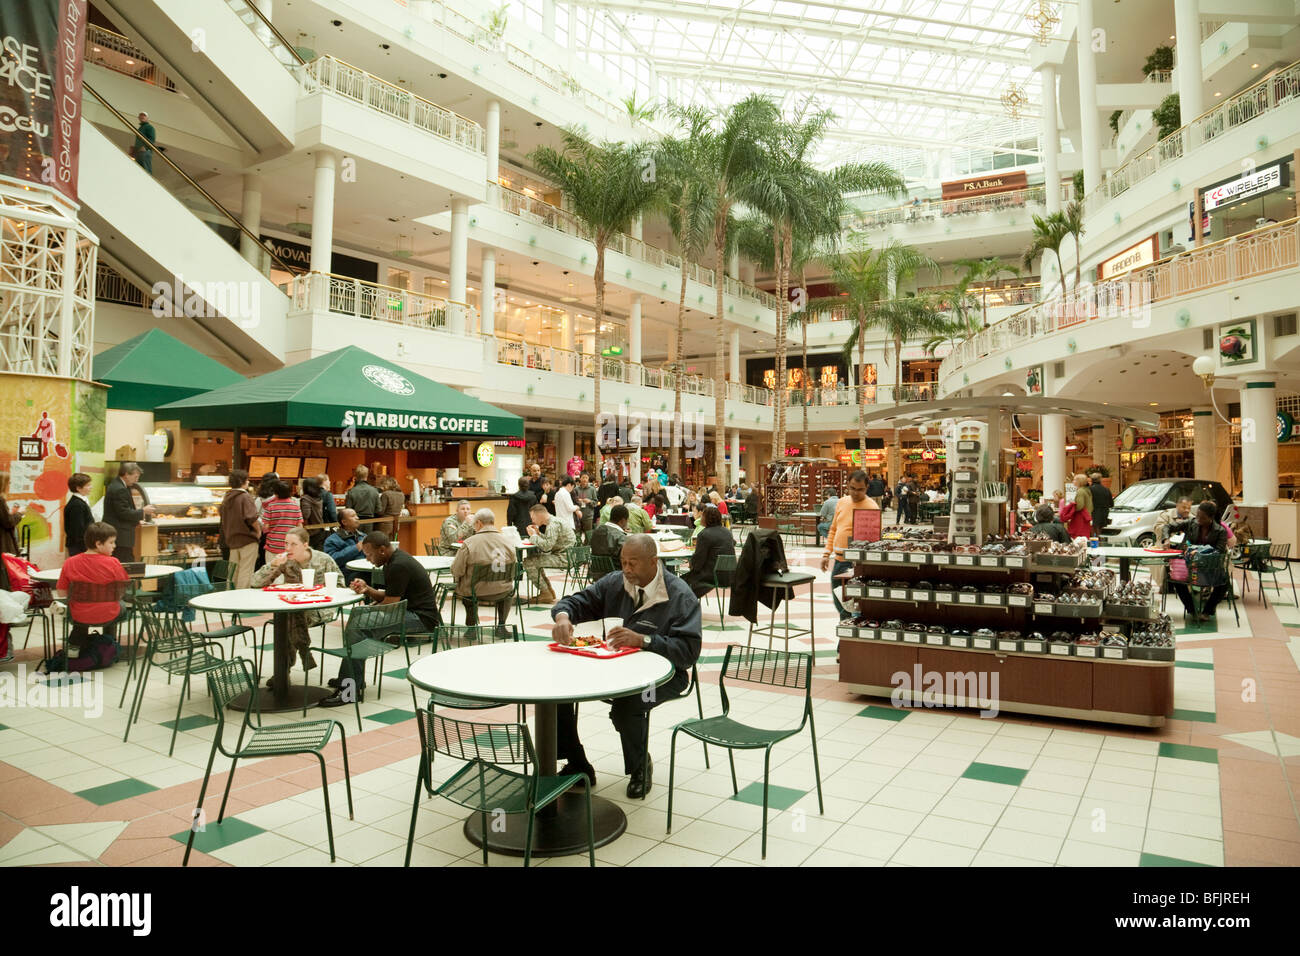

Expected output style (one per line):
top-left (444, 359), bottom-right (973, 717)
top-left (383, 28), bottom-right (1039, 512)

top-left (572, 635), bottom-right (604, 647)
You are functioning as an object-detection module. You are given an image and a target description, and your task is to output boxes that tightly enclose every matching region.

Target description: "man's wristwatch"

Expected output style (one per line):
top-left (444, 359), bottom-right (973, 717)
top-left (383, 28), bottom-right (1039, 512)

top-left (641, 634), bottom-right (652, 648)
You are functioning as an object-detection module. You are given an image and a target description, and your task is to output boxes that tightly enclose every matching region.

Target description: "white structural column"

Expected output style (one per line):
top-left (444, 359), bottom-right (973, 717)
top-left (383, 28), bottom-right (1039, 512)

top-left (1192, 406), bottom-right (1215, 481)
top-left (631, 214), bottom-right (643, 242)
top-left (1240, 376), bottom-right (1279, 506)
top-left (479, 247), bottom-right (496, 335)
top-left (1040, 65), bottom-right (1061, 214)
top-left (628, 295), bottom-right (642, 365)
top-left (1174, 0), bottom-right (1205, 125)
top-left (484, 99), bottom-right (500, 199)
top-left (448, 199), bottom-right (469, 334)
top-left (239, 173), bottom-right (263, 268)
top-left (542, 0), bottom-right (556, 40)
top-left (1076, 0), bottom-right (1102, 196)
top-left (560, 311), bottom-right (574, 352)
top-left (729, 428), bottom-right (741, 486)
top-left (729, 326), bottom-right (741, 382)
top-left (1041, 414), bottom-right (1067, 497)
top-left (309, 151), bottom-right (336, 274)
top-left (557, 427), bottom-right (574, 469)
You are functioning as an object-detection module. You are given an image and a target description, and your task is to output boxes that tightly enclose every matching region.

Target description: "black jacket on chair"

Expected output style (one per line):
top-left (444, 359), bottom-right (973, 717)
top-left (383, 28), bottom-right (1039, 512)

top-left (728, 527), bottom-right (789, 623)
top-left (64, 495), bottom-right (94, 555)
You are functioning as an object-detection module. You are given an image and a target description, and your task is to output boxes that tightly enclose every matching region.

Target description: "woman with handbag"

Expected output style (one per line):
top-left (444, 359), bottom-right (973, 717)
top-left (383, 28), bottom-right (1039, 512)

top-left (1166, 501), bottom-right (1229, 623)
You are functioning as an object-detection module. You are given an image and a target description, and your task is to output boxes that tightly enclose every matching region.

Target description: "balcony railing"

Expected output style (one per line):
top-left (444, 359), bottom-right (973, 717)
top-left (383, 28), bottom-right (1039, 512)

top-left (495, 186), bottom-right (780, 311)
top-left (842, 185), bottom-right (1052, 231)
top-left (1082, 58), bottom-right (1300, 220)
top-left (225, 0), bottom-right (306, 69)
top-left (95, 263), bottom-right (150, 308)
top-left (940, 218), bottom-right (1300, 381)
top-left (288, 272), bottom-right (478, 331)
top-left (85, 24), bottom-right (178, 92)
top-left (298, 55), bottom-right (484, 153)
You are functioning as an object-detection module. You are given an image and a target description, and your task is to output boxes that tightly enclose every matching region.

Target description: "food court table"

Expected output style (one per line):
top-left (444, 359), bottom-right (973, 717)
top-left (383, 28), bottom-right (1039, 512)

top-left (30, 563), bottom-right (181, 584)
top-left (406, 641), bottom-right (674, 857)
top-left (1090, 546), bottom-right (1177, 581)
top-left (188, 588), bottom-right (365, 713)
top-left (345, 555), bottom-right (454, 573)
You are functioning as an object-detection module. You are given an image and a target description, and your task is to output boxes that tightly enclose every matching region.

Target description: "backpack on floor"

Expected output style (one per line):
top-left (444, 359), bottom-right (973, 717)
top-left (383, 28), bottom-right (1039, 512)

top-left (42, 633), bottom-right (119, 674)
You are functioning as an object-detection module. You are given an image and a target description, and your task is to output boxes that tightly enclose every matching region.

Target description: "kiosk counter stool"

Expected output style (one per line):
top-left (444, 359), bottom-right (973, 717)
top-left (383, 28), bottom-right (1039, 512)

top-left (747, 570), bottom-right (817, 654)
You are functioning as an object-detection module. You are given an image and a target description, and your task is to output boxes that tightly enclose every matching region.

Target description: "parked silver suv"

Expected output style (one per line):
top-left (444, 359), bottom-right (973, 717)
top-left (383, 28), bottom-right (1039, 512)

top-left (1099, 479), bottom-right (1237, 547)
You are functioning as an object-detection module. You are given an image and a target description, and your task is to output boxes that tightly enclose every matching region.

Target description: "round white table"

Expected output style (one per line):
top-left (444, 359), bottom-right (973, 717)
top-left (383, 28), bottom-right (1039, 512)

top-left (31, 563), bottom-right (180, 584)
top-left (1091, 545), bottom-right (1176, 581)
top-left (346, 555), bottom-right (454, 572)
top-left (189, 588), bottom-right (364, 712)
top-left (407, 640), bottom-right (674, 857)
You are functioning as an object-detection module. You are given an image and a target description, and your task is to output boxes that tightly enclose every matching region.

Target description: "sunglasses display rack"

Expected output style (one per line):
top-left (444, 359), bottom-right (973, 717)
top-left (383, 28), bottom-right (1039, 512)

top-left (835, 528), bottom-right (1174, 727)
top-left (948, 439), bottom-right (984, 546)
top-left (760, 459), bottom-right (849, 517)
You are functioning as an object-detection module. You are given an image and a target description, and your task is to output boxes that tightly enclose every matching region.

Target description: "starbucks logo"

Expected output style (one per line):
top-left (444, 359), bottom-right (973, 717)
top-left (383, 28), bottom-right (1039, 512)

top-left (362, 364), bottom-right (414, 396)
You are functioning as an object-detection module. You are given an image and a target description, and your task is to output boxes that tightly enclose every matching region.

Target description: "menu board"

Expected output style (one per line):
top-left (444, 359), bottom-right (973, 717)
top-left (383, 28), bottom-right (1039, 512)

top-left (303, 457), bottom-right (328, 477)
top-left (248, 456), bottom-right (276, 477)
top-left (275, 457), bottom-right (302, 479)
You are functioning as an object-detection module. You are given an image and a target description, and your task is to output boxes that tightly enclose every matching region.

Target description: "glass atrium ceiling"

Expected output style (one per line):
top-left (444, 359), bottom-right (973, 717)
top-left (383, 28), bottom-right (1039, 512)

top-left (511, 0), bottom-right (1048, 170)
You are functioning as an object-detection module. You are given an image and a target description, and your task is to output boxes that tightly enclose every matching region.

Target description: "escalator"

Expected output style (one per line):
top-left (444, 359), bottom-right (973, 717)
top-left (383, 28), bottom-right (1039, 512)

top-left (79, 85), bottom-right (291, 370)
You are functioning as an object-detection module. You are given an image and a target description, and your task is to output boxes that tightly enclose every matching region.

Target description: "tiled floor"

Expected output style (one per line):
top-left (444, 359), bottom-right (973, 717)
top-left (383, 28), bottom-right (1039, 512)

top-left (1, 543), bottom-right (1298, 867)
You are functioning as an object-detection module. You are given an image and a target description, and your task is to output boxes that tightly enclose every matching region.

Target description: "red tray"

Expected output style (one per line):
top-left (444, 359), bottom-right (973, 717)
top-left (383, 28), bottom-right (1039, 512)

top-left (547, 642), bottom-right (640, 659)
top-left (277, 593), bottom-right (334, 605)
top-left (1142, 548), bottom-right (1181, 555)
top-left (262, 584), bottom-right (324, 592)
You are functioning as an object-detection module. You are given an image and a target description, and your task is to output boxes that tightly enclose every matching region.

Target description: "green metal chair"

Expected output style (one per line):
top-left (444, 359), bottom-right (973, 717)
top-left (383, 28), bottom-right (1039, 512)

top-left (1243, 542), bottom-right (1297, 608)
top-left (453, 561), bottom-right (523, 633)
top-left (588, 553), bottom-right (617, 582)
top-left (1183, 548), bottom-right (1239, 626)
top-left (183, 657), bottom-right (353, 866)
top-left (319, 599), bottom-right (409, 731)
top-left (561, 545), bottom-right (592, 595)
top-left (404, 710), bottom-right (593, 867)
top-left (402, 624), bottom-right (523, 718)
top-left (707, 553), bottom-right (738, 625)
top-left (124, 602), bottom-right (228, 756)
top-left (667, 645), bottom-right (823, 859)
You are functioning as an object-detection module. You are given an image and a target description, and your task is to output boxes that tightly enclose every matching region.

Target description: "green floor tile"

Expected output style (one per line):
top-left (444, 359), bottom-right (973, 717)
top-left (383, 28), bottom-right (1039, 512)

top-left (703, 623), bottom-right (742, 631)
top-left (471, 727), bottom-right (517, 747)
top-left (1169, 708), bottom-right (1217, 723)
top-left (731, 782), bottom-right (806, 810)
top-left (1174, 660), bottom-right (1214, 670)
top-left (171, 817), bottom-right (265, 853)
top-left (1158, 742), bottom-right (1218, 764)
top-left (1140, 852), bottom-right (1212, 867)
top-left (962, 762), bottom-right (1028, 786)
top-left (858, 705), bottom-right (910, 722)
top-left (76, 777), bottom-right (159, 806)
top-left (159, 714), bottom-right (218, 733)
top-left (383, 667), bottom-right (409, 680)
top-left (1176, 619), bottom-right (1218, 634)
top-left (366, 708), bottom-right (415, 725)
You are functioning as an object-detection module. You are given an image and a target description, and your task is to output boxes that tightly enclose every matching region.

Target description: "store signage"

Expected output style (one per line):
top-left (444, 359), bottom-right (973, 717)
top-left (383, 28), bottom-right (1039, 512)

top-left (1278, 411), bottom-right (1294, 443)
top-left (940, 170), bottom-right (1027, 199)
top-left (784, 446), bottom-right (802, 456)
top-left (494, 439), bottom-right (525, 448)
top-left (259, 235), bottom-right (379, 282)
top-left (1120, 426), bottom-right (1137, 451)
top-left (322, 434), bottom-right (446, 451)
top-left (362, 364), bottom-right (415, 396)
top-left (18, 438), bottom-right (42, 461)
top-left (340, 409), bottom-right (492, 433)
top-left (1096, 235), bottom-right (1158, 281)
top-left (1201, 163), bottom-right (1288, 212)
top-left (474, 441), bottom-right (495, 466)
top-left (0, 0), bottom-right (87, 201)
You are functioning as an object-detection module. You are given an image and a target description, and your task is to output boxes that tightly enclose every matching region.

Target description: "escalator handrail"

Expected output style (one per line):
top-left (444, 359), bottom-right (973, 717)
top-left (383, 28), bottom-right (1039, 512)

top-left (83, 81), bottom-right (295, 278)
top-left (225, 0), bottom-right (307, 67)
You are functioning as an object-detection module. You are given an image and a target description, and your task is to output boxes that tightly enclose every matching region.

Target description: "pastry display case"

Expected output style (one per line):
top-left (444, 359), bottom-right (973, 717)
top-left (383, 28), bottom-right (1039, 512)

top-left (137, 479), bottom-right (226, 558)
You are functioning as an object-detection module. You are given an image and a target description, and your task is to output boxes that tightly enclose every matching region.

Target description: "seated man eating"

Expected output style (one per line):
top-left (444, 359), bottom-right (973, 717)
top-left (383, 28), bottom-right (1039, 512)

top-left (550, 533), bottom-right (701, 798)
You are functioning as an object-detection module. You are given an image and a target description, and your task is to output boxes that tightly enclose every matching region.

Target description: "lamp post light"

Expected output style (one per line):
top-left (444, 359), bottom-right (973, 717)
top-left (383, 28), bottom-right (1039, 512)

top-left (1192, 354), bottom-right (1216, 388)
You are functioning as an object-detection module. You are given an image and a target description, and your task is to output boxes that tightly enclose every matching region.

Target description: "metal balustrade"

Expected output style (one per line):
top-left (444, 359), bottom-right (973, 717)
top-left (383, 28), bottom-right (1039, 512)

top-left (85, 24), bottom-right (178, 92)
top-left (841, 185), bottom-right (1055, 231)
top-left (224, 0), bottom-right (304, 68)
top-left (288, 272), bottom-right (478, 332)
top-left (298, 56), bottom-right (484, 152)
top-left (940, 218), bottom-right (1300, 381)
top-left (1083, 58), bottom-right (1300, 220)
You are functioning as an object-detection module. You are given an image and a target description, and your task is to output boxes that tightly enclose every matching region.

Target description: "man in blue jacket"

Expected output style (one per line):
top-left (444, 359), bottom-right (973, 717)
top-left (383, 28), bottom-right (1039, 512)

top-left (323, 509), bottom-right (365, 582)
top-left (550, 534), bottom-right (701, 798)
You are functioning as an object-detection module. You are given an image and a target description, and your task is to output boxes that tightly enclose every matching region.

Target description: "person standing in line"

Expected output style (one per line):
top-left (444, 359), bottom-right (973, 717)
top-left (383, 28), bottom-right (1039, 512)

top-left (507, 476), bottom-right (538, 537)
top-left (63, 473), bottom-right (94, 557)
top-left (866, 473), bottom-right (886, 499)
top-left (132, 112), bottom-right (156, 174)
top-left (260, 481), bottom-right (301, 557)
top-left (317, 473), bottom-right (338, 525)
top-left (377, 475), bottom-right (406, 538)
top-left (344, 465), bottom-right (380, 520)
top-left (299, 476), bottom-right (327, 549)
top-left (102, 462), bottom-right (155, 562)
top-left (1088, 471), bottom-right (1113, 537)
top-left (553, 475), bottom-right (579, 533)
top-left (219, 470), bottom-right (262, 589)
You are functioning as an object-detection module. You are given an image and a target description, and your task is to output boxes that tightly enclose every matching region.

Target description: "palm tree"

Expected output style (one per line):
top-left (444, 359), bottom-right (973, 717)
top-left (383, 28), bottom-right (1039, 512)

top-left (657, 105), bottom-right (715, 474)
top-left (1024, 211), bottom-right (1069, 298)
top-left (955, 257), bottom-right (1021, 328)
top-left (698, 94), bottom-right (780, 480)
top-left (1062, 200), bottom-right (1085, 288)
top-left (744, 109), bottom-right (904, 457)
top-left (532, 131), bottom-right (659, 476)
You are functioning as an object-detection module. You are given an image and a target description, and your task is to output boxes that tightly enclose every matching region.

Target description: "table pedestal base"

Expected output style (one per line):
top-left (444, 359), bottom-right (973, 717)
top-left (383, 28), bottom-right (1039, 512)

top-left (462, 792), bottom-right (627, 857)
top-left (229, 684), bottom-right (334, 714)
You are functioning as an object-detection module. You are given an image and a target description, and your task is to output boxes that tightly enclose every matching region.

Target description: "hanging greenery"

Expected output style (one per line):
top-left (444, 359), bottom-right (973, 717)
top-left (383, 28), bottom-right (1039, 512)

top-left (1153, 94), bottom-right (1181, 140)
top-left (1109, 110), bottom-right (1123, 135)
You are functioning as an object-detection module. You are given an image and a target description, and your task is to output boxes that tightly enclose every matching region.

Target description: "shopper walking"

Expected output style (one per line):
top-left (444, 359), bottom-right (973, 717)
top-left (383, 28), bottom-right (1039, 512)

top-left (1088, 471), bottom-right (1113, 536)
top-left (219, 470), bottom-right (262, 589)
top-left (821, 470), bottom-right (881, 619)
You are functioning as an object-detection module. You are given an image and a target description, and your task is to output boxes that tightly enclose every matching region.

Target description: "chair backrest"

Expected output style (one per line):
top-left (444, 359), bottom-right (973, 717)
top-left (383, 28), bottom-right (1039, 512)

top-left (435, 624), bottom-right (520, 651)
top-left (424, 542), bottom-right (435, 556)
top-left (203, 658), bottom-right (260, 746)
top-left (712, 553), bottom-right (738, 577)
top-left (717, 645), bottom-right (813, 718)
top-left (1270, 542), bottom-right (1291, 560)
top-left (469, 561), bottom-right (517, 598)
top-left (343, 599), bottom-right (409, 645)
top-left (66, 578), bottom-right (130, 605)
top-left (567, 545), bottom-right (591, 570)
top-left (208, 560), bottom-right (236, 590)
top-left (417, 709), bottom-right (534, 768)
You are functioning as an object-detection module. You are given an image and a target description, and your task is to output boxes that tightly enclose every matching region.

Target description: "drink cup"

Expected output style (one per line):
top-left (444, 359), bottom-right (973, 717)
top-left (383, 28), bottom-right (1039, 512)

top-left (324, 571), bottom-right (339, 589)
top-left (301, 568), bottom-right (316, 586)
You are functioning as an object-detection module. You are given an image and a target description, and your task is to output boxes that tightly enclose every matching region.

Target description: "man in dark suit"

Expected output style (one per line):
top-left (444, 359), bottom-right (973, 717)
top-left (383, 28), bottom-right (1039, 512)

top-left (103, 462), bottom-right (155, 561)
top-left (681, 504), bottom-right (735, 598)
top-left (1088, 471), bottom-right (1113, 536)
top-left (64, 473), bottom-right (95, 557)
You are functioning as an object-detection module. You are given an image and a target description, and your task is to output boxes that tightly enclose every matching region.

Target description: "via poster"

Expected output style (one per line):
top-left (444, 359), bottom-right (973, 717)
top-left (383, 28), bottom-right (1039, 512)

top-left (0, 374), bottom-right (106, 568)
top-left (0, 0), bottom-right (88, 201)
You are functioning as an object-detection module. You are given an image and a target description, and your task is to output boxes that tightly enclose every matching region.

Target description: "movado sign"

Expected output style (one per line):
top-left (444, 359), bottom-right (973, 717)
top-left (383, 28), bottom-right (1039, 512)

top-left (1201, 163), bottom-right (1289, 212)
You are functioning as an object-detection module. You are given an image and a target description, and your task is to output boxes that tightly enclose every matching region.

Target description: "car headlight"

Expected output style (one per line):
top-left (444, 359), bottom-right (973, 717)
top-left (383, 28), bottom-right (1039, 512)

top-left (1110, 516), bottom-right (1138, 526)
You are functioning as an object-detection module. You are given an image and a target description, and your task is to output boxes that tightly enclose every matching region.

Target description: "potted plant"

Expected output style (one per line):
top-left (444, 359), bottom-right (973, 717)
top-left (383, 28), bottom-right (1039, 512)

top-left (1027, 488), bottom-right (1043, 504)
top-left (1072, 169), bottom-right (1084, 200)
top-left (1109, 110), bottom-right (1122, 135)
top-left (1143, 45), bottom-right (1174, 78)
top-left (1153, 94), bottom-right (1180, 140)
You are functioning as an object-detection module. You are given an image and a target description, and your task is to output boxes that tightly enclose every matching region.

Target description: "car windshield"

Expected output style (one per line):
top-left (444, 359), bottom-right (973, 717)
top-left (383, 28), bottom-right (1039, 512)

top-left (1111, 482), bottom-right (1173, 512)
